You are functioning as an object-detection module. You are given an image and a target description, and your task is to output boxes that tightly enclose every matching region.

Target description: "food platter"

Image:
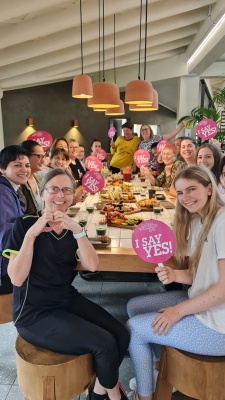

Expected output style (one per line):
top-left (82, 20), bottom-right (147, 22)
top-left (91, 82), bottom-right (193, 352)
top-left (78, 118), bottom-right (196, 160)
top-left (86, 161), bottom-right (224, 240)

top-left (100, 203), bottom-right (141, 215)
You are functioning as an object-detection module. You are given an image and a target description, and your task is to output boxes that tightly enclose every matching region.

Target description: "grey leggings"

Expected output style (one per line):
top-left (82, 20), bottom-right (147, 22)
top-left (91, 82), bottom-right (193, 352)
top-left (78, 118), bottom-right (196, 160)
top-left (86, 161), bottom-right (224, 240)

top-left (127, 290), bottom-right (225, 396)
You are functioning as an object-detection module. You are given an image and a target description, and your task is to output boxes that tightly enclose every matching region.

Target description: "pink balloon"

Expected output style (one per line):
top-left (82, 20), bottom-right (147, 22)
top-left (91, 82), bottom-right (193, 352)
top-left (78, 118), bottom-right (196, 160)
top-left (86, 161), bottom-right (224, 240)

top-left (94, 149), bottom-right (107, 161)
top-left (82, 171), bottom-right (105, 193)
top-left (134, 149), bottom-right (150, 167)
top-left (132, 219), bottom-right (176, 264)
top-left (85, 155), bottom-right (102, 171)
top-left (27, 131), bottom-right (53, 150)
top-left (195, 119), bottom-right (218, 140)
top-left (157, 140), bottom-right (169, 153)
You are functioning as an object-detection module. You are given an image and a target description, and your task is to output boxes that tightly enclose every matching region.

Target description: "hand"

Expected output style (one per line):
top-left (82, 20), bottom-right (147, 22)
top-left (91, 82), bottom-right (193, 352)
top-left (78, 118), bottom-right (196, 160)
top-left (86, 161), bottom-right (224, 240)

top-left (27, 211), bottom-right (63, 238)
top-left (179, 121), bottom-right (186, 129)
top-left (155, 265), bottom-right (176, 285)
top-left (164, 164), bottom-right (173, 175)
top-left (151, 304), bottom-right (184, 335)
top-left (50, 211), bottom-right (82, 234)
top-left (74, 187), bottom-right (87, 203)
top-left (110, 140), bottom-right (115, 149)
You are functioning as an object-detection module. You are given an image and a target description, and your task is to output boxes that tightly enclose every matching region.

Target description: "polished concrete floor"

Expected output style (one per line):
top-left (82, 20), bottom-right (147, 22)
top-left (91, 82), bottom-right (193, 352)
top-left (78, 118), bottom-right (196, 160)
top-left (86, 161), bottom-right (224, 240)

top-left (0, 272), bottom-right (195, 399)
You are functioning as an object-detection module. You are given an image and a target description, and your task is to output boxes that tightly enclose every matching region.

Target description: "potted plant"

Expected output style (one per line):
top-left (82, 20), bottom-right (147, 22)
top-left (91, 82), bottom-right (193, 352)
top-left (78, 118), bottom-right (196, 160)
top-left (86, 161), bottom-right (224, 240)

top-left (178, 88), bottom-right (225, 143)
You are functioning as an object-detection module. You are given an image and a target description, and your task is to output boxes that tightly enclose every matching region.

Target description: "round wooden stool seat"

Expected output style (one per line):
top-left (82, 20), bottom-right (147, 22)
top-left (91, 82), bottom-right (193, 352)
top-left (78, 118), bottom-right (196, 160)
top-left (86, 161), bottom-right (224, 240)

top-left (155, 346), bottom-right (225, 400)
top-left (0, 293), bottom-right (12, 324)
top-left (15, 335), bottom-right (95, 400)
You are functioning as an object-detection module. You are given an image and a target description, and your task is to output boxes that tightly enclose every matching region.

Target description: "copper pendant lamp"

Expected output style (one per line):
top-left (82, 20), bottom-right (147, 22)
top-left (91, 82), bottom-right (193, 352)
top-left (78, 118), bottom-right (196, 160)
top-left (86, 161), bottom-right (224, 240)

top-left (105, 100), bottom-right (125, 115)
top-left (72, 0), bottom-right (93, 99)
top-left (125, 0), bottom-right (155, 105)
top-left (88, 0), bottom-right (120, 109)
top-left (129, 89), bottom-right (158, 111)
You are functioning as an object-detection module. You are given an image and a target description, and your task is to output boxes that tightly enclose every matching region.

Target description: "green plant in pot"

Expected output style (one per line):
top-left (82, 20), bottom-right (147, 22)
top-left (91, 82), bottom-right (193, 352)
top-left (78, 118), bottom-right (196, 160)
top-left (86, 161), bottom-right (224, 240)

top-left (178, 88), bottom-right (225, 143)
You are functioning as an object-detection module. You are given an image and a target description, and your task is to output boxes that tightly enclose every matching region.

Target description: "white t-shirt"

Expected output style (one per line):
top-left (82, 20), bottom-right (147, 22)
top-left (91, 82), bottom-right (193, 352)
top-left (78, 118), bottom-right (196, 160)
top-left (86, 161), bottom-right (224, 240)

top-left (188, 208), bottom-right (225, 333)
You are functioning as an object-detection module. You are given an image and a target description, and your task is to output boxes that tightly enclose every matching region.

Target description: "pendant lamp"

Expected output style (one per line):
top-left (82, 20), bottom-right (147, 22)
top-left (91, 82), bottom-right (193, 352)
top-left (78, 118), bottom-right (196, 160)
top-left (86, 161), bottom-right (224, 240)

top-left (129, 89), bottom-right (158, 111)
top-left (125, 0), bottom-right (155, 105)
top-left (72, 0), bottom-right (93, 98)
top-left (105, 100), bottom-right (125, 115)
top-left (88, 0), bottom-right (120, 109)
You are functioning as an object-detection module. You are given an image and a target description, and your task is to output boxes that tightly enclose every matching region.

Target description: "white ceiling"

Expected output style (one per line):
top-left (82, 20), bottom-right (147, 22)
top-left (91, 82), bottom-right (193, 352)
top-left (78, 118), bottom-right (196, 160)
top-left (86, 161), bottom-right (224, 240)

top-left (0, 0), bottom-right (225, 112)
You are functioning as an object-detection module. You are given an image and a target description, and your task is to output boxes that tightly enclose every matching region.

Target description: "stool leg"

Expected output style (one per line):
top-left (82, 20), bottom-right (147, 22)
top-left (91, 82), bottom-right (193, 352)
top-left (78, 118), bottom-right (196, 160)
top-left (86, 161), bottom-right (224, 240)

top-left (42, 376), bottom-right (56, 400)
top-left (154, 348), bottom-right (173, 400)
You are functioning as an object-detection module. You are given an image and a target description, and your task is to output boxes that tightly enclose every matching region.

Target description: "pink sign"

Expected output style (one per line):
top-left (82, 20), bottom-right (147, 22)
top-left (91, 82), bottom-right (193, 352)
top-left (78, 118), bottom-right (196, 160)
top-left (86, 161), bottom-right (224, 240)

top-left (82, 171), bottom-right (105, 193)
top-left (132, 220), bottom-right (176, 264)
top-left (85, 156), bottom-right (102, 171)
top-left (108, 127), bottom-right (116, 139)
top-left (134, 149), bottom-right (150, 167)
top-left (195, 119), bottom-right (218, 140)
top-left (94, 149), bottom-right (107, 161)
top-left (157, 140), bottom-right (169, 153)
top-left (27, 131), bottom-right (53, 150)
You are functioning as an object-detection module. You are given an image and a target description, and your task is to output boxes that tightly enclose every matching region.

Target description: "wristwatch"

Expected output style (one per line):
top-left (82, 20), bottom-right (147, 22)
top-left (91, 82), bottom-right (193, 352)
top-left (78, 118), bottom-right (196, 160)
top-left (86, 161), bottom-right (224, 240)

top-left (73, 227), bottom-right (86, 239)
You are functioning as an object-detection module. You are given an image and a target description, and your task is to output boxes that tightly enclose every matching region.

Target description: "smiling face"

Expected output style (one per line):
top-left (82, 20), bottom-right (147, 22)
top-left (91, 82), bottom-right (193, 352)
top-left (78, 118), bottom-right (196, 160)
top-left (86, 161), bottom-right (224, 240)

top-left (50, 154), bottom-right (68, 169)
top-left (69, 141), bottom-right (79, 160)
top-left (42, 174), bottom-right (74, 213)
top-left (123, 128), bottom-right (133, 141)
top-left (162, 147), bottom-right (176, 165)
top-left (140, 125), bottom-right (151, 140)
top-left (91, 141), bottom-right (101, 154)
top-left (175, 178), bottom-right (212, 217)
top-left (180, 139), bottom-right (196, 164)
top-left (0, 155), bottom-right (31, 185)
top-left (56, 140), bottom-right (69, 152)
top-left (197, 147), bottom-right (214, 170)
top-left (29, 145), bottom-right (46, 172)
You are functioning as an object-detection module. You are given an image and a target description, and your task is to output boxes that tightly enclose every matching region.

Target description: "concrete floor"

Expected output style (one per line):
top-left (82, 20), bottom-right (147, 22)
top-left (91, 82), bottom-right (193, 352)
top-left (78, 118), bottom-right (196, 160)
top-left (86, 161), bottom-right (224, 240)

top-left (0, 273), bottom-right (195, 399)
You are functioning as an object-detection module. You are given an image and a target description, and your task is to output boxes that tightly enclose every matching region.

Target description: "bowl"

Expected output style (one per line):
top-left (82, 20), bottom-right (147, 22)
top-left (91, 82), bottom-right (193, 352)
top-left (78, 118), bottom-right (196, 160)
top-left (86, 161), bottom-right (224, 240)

top-left (94, 202), bottom-right (104, 211)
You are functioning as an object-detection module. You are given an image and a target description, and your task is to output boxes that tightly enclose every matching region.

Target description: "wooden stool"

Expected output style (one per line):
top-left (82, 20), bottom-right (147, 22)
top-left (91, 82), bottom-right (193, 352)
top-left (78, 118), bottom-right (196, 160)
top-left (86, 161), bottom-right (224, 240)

top-left (0, 293), bottom-right (13, 324)
top-left (15, 335), bottom-right (95, 400)
top-left (155, 346), bottom-right (225, 400)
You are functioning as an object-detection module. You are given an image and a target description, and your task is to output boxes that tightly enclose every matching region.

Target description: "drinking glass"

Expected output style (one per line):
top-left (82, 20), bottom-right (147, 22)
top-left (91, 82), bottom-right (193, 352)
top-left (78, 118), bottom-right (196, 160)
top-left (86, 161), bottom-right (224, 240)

top-left (86, 203), bottom-right (94, 214)
top-left (95, 223), bottom-right (107, 237)
top-left (79, 212), bottom-right (88, 227)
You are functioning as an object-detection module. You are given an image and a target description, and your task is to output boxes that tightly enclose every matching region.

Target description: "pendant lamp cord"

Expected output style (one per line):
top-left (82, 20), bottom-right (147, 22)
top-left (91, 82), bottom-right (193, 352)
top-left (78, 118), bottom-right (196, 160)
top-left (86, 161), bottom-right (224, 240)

top-left (79, 0), bottom-right (84, 74)
top-left (138, 0), bottom-right (143, 80)
top-left (102, 0), bottom-right (105, 82)
top-left (144, 0), bottom-right (148, 80)
top-left (98, 0), bottom-right (101, 81)
top-left (114, 14), bottom-right (116, 84)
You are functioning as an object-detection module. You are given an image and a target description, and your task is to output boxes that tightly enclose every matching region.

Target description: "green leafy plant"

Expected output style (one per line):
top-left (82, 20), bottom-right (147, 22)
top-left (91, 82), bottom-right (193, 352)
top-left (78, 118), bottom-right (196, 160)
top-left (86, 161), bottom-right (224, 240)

top-left (178, 88), bottom-right (225, 143)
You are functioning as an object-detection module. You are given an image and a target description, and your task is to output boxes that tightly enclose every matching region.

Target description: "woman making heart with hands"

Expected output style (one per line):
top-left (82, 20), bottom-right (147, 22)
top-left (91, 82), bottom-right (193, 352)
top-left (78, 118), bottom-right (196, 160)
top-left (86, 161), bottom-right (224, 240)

top-left (4, 169), bottom-right (129, 400)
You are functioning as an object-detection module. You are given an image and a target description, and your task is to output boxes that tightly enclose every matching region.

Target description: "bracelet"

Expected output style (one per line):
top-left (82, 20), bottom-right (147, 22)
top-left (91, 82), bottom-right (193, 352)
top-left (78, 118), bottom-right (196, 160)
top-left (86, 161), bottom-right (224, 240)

top-left (73, 227), bottom-right (86, 239)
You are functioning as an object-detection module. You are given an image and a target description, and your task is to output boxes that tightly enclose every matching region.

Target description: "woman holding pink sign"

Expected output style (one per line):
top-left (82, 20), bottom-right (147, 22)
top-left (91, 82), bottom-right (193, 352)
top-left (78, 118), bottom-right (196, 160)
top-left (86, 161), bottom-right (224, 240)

top-left (127, 165), bottom-right (225, 400)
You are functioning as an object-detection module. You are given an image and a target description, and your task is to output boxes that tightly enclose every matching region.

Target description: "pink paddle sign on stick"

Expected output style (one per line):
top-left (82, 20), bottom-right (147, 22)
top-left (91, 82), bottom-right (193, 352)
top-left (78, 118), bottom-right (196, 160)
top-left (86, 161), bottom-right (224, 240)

top-left (157, 140), bottom-right (169, 153)
top-left (94, 149), bottom-right (107, 161)
top-left (195, 119), bottom-right (218, 140)
top-left (27, 131), bottom-right (53, 150)
top-left (85, 155), bottom-right (102, 171)
top-left (82, 171), bottom-right (105, 193)
top-left (134, 149), bottom-right (150, 168)
top-left (108, 127), bottom-right (116, 139)
top-left (132, 219), bottom-right (176, 265)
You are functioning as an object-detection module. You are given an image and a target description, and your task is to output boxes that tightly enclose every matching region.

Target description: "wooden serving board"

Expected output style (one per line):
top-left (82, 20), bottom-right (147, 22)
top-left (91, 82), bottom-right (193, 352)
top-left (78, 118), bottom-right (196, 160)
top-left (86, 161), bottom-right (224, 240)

top-left (107, 223), bottom-right (137, 230)
top-left (136, 202), bottom-right (153, 212)
top-left (99, 197), bottom-right (136, 203)
top-left (100, 207), bottom-right (141, 216)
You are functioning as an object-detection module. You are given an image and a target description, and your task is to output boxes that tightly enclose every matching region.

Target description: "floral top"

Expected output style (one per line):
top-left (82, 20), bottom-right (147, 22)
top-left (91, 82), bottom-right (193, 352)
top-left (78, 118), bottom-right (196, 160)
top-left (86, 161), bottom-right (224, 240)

top-left (155, 160), bottom-right (182, 188)
top-left (138, 135), bottom-right (163, 169)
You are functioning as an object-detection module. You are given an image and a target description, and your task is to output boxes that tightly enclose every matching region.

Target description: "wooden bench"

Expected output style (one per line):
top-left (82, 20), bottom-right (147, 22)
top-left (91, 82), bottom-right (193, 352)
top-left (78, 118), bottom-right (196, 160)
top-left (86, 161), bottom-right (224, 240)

top-left (0, 293), bottom-right (12, 324)
top-left (155, 346), bottom-right (225, 400)
top-left (15, 335), bottom-right (95, 400)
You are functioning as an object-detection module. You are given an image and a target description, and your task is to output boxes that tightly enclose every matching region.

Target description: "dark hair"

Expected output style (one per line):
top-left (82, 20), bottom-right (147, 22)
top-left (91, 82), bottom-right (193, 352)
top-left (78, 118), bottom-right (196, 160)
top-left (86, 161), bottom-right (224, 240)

top-left (0, 145), bottom-right (29, 169)
top-left (197, 143), bottom-right (222, 184)
top-left (151, 142), bottom-right (158, 149)
top-left (50, 148), bottom-right (69, 161)
top-left (220, 155), bottom-right (225, 175)
top-left (91, 138), bottom-right (101, 147)
top-left (180, 137), bottom-right (197, 147)
top-left (20, 140), bottom-right (41, 154)
top-left (50, 137), bottom-right (69, 152)
top-left (122, 122), bottom-right (133, 130)
top-left (40, 168), bottom-right (75, 196)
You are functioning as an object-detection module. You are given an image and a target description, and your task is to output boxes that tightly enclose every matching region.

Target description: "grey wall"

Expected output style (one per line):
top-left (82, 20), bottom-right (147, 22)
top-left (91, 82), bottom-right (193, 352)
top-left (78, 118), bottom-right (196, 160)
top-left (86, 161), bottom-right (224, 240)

top-left (2, 80), bottom-right (176, 152)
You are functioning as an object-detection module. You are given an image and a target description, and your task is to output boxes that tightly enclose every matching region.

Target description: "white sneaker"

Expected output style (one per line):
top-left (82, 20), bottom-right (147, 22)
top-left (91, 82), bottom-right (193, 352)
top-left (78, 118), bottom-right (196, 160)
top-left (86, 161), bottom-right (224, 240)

top-left (129, 370), bottom-right (176, 393)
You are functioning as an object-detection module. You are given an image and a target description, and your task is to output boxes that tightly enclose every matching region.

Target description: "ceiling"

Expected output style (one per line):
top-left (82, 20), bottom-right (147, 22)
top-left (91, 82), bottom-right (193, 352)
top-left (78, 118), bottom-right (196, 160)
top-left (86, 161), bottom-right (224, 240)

top-left (0, 0), bottom-right (225, 113)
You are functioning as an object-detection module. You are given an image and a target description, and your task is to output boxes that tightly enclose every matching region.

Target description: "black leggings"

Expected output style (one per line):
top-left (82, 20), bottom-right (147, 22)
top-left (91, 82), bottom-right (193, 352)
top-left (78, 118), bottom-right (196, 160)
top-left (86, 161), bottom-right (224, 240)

top-left (17, 292), bottom-right (130, 389)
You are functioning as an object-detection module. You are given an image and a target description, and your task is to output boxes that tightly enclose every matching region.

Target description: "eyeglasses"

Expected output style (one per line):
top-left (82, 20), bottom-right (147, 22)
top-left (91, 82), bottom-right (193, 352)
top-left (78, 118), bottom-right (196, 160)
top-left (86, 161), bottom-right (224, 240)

top-left (45, 186), bottom-right (74, 195)
top-left (70, 146), bottom-right (79, 149)
top-left (30, 154), bottom-right (46, 160)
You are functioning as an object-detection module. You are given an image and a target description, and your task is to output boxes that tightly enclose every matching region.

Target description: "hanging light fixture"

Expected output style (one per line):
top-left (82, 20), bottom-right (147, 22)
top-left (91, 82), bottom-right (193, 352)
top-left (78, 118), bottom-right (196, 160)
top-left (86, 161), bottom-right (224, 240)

top-left (129, 89), bottom-right (158, 111)
top-left (72, 0), bottom-right (93, 98)
top-left (105, 15), bottom-right (125, 116)
top-left (88, 0), bottom-right (120, 109)
top-left (125, 0), bottom-right (154, 105)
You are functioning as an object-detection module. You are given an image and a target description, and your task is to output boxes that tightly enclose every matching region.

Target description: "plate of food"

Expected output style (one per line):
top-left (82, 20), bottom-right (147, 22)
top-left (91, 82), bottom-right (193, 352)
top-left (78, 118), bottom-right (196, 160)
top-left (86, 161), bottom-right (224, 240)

top-left (106, 211), bottom-right (143, 229)
top-left (137, 198), bottom-right (159, 211)
top-left (89, 235), bottom-right (111, 247)
top-left (100, 203), bottom-right (141, 215)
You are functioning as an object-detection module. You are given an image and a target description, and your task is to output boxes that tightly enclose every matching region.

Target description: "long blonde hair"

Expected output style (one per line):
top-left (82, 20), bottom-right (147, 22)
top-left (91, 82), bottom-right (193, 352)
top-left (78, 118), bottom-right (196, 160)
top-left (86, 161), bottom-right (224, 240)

top-left (173, 165), bottom-right (224, 275)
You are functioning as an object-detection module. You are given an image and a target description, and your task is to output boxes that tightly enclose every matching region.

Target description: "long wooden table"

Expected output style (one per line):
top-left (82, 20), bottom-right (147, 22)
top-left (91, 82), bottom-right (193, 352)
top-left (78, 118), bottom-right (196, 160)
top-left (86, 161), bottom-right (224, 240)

top-left (74, 188), bottom-right (177, 273)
